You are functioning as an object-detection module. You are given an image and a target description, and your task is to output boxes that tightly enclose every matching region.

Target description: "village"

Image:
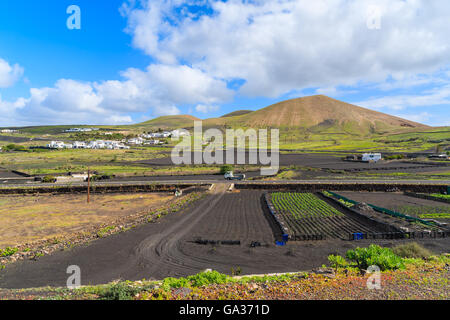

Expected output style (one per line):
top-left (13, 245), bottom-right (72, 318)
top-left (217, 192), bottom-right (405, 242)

top-left (46, 128), bottom-right (189, 150)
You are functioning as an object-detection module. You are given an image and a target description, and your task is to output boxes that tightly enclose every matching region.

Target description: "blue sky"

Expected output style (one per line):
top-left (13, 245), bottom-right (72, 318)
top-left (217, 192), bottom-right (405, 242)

top-left (0, 0), bottom-right (449, 127)
top-left (0, 1), bottom-right (149, 98)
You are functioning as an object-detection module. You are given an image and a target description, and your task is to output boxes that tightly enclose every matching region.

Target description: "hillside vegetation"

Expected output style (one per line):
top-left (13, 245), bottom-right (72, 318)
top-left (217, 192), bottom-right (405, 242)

top-left (134, 95), bottom-right (427, 133)
top-left (1, 95), bottom-right (448, 152)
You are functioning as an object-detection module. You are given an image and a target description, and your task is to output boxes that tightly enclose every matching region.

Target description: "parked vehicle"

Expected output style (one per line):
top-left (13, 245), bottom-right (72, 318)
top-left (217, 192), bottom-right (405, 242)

top-left (361, 153), bottom-right (382, 162)
top-left (224, 171), bottom-right (245, 180)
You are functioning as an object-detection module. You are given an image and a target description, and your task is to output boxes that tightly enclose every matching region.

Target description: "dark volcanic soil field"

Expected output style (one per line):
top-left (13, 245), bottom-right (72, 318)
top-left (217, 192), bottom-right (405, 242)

top-left (337, 191), bottom-right (450, 209)
top-left (137, 152), bottom-right (447, 173)
top-left (337, 191), bottom-right (450, 225)
top-left (0, 187), bottom-right (449, 289)
top-left (0, 170), bottom-right (26, 179)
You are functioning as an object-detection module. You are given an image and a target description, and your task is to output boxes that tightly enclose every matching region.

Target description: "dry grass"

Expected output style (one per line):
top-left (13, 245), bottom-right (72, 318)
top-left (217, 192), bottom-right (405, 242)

top-left (0, 192), bottom-right (173, 249)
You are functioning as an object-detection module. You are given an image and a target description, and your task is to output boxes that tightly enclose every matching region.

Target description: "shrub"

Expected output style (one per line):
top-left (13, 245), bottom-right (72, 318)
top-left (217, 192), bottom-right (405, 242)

top-left (385, 154), bottom-right (406, 160)
top-left (3, 144), bottom-right (28, 152)
top-left (0, 247), bottom-right (18, 257)
top-left (42, 175), bottom-right (56, 183)
top-left (187, 270), bottom-right (231, 287)
top-left (220, 164), bottom-right (233, 174)
top-left (328, 254), bottom-right (348, 271)
top-left (392, 242), bottom-right (432, 259)
top-left (98, 282), bottom-right (140, 300)
top-left (161, 277), bottom-right (190, 291)
top-left (346, 245), bottom-right (404, 271)
top-left (97, 226), bottom-right (115, 238)
top-left (161, 270), bottom-right (233, 291)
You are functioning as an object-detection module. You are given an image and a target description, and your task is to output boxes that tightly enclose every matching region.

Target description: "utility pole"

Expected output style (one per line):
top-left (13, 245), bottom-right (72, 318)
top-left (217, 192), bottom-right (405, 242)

top-left (87, 168), bottom-right (90, 203)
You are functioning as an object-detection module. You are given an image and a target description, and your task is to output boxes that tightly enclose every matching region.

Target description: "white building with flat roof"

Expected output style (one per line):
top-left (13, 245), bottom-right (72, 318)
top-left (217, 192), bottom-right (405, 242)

top-left (48, 141), bottom-right (72, 149)
top-left (362, 153), bottom-right (382, 162)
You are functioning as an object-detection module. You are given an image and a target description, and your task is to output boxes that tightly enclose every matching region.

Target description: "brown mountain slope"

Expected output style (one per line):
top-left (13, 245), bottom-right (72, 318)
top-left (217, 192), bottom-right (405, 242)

top-left (234, 95), bottom-right (425, 127)
top-left (134, 95), bottom-right (428, 135)
top-left (220, 110), bottom-right (253, 118)
top-left (221, 95), bottom-right (428, 135)
top-left (132, 115), bottom-right (200, 129)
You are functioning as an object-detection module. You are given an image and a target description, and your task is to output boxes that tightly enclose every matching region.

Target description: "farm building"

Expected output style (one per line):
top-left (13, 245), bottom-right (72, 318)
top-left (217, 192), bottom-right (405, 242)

top-left (361, 153), bottom-right (382, 162)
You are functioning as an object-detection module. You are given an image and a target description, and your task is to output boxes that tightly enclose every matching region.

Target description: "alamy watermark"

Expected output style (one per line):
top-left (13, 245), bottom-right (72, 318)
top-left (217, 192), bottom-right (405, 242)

top-left (171, 121), bottom-right (280, 175)
top-left (66, 265), bottom-right (81, 289)
top-left (366, 265), bottom-right (381, 290)
top-left (366, 5), bottom-right (382, 30)
top-left (67, 5), bottom-right (81, 30)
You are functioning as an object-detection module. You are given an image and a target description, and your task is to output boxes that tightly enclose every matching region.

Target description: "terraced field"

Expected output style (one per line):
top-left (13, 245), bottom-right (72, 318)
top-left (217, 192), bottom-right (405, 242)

top-left (269, 192), bottom-right (381, 240)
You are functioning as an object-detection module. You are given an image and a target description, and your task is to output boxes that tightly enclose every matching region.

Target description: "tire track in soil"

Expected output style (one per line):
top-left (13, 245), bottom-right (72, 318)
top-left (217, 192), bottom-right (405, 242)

top-left (120, 183), bottom-right (231, 279)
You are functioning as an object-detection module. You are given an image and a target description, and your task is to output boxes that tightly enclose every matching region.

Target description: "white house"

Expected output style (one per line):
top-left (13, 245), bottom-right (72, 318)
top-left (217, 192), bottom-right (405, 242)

top-left (105, 141), bottom-right (129, 149)
top-left (170, 129), bottom-right (189, 138)
top-left (144, 139), bottom-right (163, 145)
top-left (64, 127), bottom-right (99, 133)
top-left (145, 131), bottom-right (171, 138)
top-left (73, 141), bottom-right (87, 149)
top-left (87, 140), bottom-right (106, 149)
top-left (128, 137), bottom-right (145, 145)
top-left (48, 141), bottom-right (66, 149)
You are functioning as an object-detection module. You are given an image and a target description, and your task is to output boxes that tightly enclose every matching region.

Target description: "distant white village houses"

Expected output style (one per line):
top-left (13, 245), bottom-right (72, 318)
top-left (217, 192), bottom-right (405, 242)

top-left (47, 140), bottom-right (130, 150)
top-left (47, 128), bottom-right (188, 150)
top-left (1, 129), bottom-right (19, 133)
top-left (64, 128), bottom-right (99, 133)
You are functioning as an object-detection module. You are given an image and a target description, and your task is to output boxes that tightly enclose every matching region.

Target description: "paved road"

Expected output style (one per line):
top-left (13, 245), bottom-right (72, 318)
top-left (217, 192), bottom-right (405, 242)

top-left (1, 178), bottom-right (449, 189)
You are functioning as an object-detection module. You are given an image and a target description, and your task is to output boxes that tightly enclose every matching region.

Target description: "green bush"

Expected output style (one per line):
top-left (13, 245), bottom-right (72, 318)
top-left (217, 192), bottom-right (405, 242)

top-left (162, 270), bottom-right (232, 291)
top-left (392, 242), bottom-right (432, 259)
top-left (0, 247), bottom-right (18, 257)
top-left (98, 282), bottom-right (140, 300)
top-left (328, 254), bottom-right (348, 271)
top-left (162, 277), bottom-right (191, 291)
top-left (42, 175), bottom-right (56, 183)
top-left (3, 144), bottom-right (28, 152)
top-left (220, 164), bottom-right (234, 174)
top-left (187, 270), bottom-right (231, 287)
top-left (346, 244), bottom-right (404, 271)
top-left (385, 154), bottom-right (406, 160)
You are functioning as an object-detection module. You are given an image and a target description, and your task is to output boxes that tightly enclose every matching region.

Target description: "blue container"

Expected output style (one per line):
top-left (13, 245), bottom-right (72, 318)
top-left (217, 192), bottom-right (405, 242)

top-left (275, 241), bottom-right (286, 246)
top-left (353, 233), bottom-right (364, 240)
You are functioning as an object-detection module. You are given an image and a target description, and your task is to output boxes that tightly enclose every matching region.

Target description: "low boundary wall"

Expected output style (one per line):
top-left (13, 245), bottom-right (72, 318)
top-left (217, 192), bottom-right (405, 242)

top-left (403, 192), bottom-right (450, 204)
top-left (0, 183), bottom-right (211, 195)
top-left (318, 192), bottom-right (403, 233)
top-left (236, 183), bottom-right (449, 194)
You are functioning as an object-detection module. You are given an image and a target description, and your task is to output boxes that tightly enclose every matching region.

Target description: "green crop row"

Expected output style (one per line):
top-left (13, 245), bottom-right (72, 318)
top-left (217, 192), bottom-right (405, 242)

top-left (270, 192), bottom-right (344, 219)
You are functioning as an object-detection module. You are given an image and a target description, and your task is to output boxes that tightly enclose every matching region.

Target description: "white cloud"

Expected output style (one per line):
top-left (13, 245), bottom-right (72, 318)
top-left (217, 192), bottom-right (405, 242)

top-left (355, 85), bottom-right (450, 110)
top-left (3, 0), bottom-right (450, 126)
top-left (315, 87), bottom-right (338, 96)
top-left (195, 104), bottom-right (219, 114)
top-left (123, 0), bottom-right (450, 97)
top-left (0, 58), bottom-right (24, 88)
top-left (0, 63), bottom-right (232, 125)
top-left (394, 111), bottom-right (431, 123)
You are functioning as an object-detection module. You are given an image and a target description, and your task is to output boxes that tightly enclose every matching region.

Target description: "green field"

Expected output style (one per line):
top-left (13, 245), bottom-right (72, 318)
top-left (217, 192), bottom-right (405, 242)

top-left (393, 205), bottom-right (450, 218)
top-left (2, 122), bottom-right (449, 152)
top-left (0, 148), bottom-right (165, 175)
top-left (0, 117), bottom-right (449, 177)
top-left (429, 194), bottom-right (450, 200)
top-left (271, 192), bottom-right (344, 219)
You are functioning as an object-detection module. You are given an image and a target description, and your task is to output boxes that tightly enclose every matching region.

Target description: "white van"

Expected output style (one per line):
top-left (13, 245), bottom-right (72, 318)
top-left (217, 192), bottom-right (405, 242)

top-left (362, 153), bottom-right (382, 162)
